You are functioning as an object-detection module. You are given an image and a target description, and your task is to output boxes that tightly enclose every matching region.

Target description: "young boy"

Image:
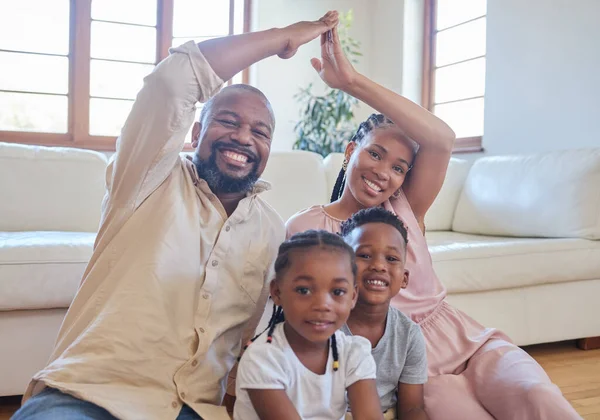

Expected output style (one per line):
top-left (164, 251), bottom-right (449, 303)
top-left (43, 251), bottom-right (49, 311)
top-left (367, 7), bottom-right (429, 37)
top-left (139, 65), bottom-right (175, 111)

top-left (340, 207), bottom-right (429, 420)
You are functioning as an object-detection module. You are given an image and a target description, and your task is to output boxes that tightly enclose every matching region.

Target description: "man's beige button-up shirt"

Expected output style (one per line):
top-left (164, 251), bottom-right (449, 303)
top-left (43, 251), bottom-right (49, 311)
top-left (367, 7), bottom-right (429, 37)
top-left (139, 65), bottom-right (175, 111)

top-left (23, 41), bottom-right (284, 420)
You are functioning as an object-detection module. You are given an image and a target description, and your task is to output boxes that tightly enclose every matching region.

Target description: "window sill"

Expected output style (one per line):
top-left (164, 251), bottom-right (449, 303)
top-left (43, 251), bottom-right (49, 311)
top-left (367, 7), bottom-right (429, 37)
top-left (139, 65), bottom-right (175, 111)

top-left (1, 131), bottom-right (199, 153)
top-left (453, 136), bottom-right (483, 154)
top-left (0, 131), bottom-right (117, 151)
top-left (3, 133), bottom-right (478, 156)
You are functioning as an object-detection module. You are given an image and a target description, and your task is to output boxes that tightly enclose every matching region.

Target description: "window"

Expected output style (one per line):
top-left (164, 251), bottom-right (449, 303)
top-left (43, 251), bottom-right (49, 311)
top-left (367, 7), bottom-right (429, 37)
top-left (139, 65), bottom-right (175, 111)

top-left (0, 1), bottom-right (70, 135)
top-left (422, 0), bottom-right (487, 152)
top-left (0, 0), bottom-right (251, 150)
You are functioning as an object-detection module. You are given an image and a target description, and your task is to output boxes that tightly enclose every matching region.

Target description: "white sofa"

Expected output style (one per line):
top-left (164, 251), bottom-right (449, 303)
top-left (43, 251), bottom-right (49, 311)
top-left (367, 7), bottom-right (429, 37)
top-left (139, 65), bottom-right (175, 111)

top-left (1, 141), bottom-right (600, 397)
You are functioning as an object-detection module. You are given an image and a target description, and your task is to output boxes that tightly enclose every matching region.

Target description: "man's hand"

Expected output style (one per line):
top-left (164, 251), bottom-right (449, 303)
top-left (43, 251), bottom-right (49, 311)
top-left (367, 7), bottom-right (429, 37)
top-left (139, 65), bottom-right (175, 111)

top-left (278, 11), bottom-right (339, 59)
top-left (197, 11), bottom-right (338, 81)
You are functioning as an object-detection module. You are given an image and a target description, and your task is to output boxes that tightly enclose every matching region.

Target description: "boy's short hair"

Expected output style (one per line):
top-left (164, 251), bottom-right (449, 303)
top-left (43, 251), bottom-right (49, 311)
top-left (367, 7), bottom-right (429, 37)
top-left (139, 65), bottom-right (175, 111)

top-left (340, 207), bottom-right (408, 255)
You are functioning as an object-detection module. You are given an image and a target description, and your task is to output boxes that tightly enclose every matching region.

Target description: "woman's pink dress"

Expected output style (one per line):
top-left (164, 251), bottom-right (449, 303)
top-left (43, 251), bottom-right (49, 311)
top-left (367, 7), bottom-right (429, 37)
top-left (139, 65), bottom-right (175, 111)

top-left (286, 192), bottom-right (581, 420)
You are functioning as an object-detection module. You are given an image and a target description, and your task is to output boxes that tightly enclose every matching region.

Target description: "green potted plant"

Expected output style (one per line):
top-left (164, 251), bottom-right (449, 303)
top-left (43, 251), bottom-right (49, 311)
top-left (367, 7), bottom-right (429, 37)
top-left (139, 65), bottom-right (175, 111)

top-left (293, 10), bottom-right (362, 158)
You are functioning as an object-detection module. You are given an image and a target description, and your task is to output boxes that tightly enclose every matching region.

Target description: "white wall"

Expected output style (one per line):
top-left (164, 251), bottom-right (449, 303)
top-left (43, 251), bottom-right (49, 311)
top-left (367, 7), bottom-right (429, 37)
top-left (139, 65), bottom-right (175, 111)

top-left (369, 0), bottom-right (405, 101)
top-left (401, 0), bottom-right (424, 105)
top-left (483, 0), bottom-right (600, 155)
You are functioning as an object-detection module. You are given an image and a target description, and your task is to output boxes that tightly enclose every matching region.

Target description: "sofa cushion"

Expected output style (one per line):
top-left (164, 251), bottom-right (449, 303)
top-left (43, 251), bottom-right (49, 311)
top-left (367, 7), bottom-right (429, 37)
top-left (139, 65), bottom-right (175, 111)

top-left (260, 151), bottom-right (328, 221)
top-left (452, 148), bottom-right (600, 239)
top-left (425, 158), bottom-right (471, 231)
top-left (427, 231), bottom-right (600, 294)
top-left (0, 231), bottom-right (95, 311)
top-left (0, 142), bottom-right (108, 232)
top-left (323, 153), bottom-right (345, 201)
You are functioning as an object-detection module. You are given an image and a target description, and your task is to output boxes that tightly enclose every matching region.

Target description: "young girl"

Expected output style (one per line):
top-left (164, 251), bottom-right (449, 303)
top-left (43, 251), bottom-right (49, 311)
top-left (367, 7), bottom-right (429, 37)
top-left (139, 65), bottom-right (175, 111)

top-left (233, 230), bottom-right (383, 420)
top-left (286, 26), bottom-right (581, 420)
top-left (340, 208), bottom-right (428, 420)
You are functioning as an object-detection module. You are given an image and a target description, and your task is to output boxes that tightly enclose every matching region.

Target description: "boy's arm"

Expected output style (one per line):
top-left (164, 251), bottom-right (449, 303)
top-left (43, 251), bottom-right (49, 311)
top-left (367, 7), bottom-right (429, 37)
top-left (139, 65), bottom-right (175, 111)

top-left (397, 325), bottom-right (429, 419)
top-left (397, 383), bottom-right (429, 420)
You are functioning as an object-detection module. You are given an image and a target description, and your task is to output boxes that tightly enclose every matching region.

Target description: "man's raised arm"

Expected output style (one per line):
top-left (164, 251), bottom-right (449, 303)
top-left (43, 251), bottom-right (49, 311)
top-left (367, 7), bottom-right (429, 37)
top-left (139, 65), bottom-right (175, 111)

top-left (104, 12), bottom-right (338, 217)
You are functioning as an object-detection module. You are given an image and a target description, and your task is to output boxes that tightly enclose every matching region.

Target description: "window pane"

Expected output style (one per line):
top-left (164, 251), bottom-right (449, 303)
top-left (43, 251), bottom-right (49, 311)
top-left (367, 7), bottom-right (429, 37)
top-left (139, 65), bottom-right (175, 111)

top-left (0, 52), bottom-right (68, 94)
top-left (436, 17), bottom-right (486, 67)
top-left (233, 0), bottom-right (245, 34)
top-left (434, 98), bottom-right (484, 138)
top-left (91, 22), bottom-right (156, 63)
top-left (89, 98), bottom-right (134, 136)
top-left (434, 98), bottom-right (483, 138)
top-left (91, 60), bottom-right (154, 100)
top-left (436, 0), bottom-right (486, 31)
top-left (0, 0), bottom-right (70, 55)
top-left (173, 0), bottom-right (230, 37)
top-left (92, 0), bottom-right (157, 26)
top-left (434, 58), bottom-right (485, 104)
top-left (172, 36), bottom-right (218, 48)
top-left (232, 71), bottom-right (243, 85)
top-left (0, 92), bottom-right (67, 133)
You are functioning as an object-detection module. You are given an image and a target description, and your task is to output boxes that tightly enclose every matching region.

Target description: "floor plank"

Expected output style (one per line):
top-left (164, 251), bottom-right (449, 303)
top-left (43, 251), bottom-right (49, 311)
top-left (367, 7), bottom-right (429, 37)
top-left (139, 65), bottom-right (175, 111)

top-left (0, 396), bottom-right (20, 420)
top-left (524, 341), bottom-right (600, 419)
top-left (1, 341), bottom-right (599, 419)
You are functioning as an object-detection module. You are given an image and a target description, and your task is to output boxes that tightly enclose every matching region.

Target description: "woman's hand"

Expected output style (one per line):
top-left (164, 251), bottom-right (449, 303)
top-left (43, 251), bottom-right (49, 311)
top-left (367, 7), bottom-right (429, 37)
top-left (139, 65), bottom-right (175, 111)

top-left (311, 26), bottom-right (358, 91)
top-left (278, 11), bottom-right (339, 59)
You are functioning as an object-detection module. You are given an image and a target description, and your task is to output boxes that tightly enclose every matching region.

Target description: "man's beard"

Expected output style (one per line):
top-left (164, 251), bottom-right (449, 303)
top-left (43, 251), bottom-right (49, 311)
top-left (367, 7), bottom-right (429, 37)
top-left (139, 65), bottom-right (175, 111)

top-left (194, 144), bottom-right (260, 194)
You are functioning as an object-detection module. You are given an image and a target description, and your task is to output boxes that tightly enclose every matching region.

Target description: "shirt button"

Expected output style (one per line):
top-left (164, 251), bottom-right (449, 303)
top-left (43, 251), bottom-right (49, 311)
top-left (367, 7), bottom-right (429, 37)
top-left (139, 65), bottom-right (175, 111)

top-left (225, 225), bottom-right (231, 232)
top-left (212, 260), bottom-right (218, 267)
top-left (191, 359), bottom-right (198, 367)
top-left (199, 327), bottom-right (205, 333)
top-left (180, 392), bottom-right (186, 399)
top-left (202, 293), bottom-right (209, 300)
top-left (171, 401), bottom-right (178, 408)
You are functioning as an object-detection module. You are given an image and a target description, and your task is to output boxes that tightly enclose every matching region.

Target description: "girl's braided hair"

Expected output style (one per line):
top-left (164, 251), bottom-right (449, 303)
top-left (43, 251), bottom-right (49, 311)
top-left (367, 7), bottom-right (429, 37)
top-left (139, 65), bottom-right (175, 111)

top-left (241, 230), bottom-right (357, 372)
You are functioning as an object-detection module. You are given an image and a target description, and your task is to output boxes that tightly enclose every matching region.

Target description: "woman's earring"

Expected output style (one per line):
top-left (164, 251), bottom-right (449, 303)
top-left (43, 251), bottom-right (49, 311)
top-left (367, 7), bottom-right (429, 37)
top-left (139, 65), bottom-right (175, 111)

top-left (338, 159), bottom-right (349, 201)
top-left (392, 189), bottom-right (402, 199)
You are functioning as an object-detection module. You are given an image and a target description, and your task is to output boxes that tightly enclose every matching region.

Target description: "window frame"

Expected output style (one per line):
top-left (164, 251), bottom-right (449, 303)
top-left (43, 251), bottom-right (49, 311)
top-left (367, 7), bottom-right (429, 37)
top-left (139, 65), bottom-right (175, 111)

top-left (421, 0), bottom-right (485, 153)
top-left (0, 0), bottom-right (252, 151)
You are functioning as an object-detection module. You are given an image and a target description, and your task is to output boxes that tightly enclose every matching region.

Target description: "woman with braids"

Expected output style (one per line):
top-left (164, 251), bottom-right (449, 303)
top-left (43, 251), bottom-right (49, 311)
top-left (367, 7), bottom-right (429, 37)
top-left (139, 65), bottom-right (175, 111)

top-left (286, 25), bottom-right (581, 420)
top-left (233, 230), bottom-right (383, 420)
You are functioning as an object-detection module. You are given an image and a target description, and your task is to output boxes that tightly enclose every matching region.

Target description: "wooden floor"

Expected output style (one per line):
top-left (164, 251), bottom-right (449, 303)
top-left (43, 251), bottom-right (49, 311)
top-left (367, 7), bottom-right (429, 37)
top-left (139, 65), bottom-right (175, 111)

top-left (1, 341), bottom-right (599, 419)
top-left (524, 341), bottom-right (600, 419)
